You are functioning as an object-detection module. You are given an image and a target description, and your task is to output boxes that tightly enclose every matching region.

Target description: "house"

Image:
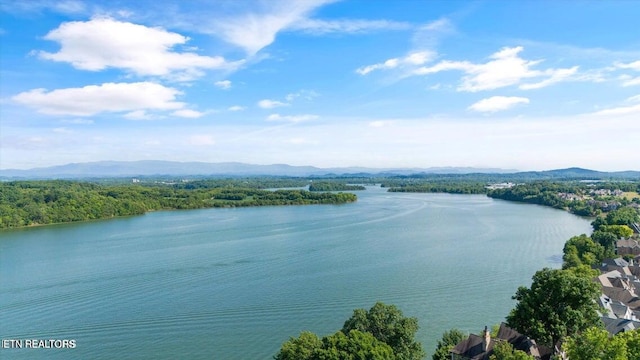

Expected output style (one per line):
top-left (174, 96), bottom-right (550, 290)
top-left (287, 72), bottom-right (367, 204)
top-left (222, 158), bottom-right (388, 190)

top-left (450, 323), bottom-right (552, 360)
top-left (601, 317), bottom-right (640, 335)
top-left (600, 286), bottom-right (640, 310)
top-left (617, 239), bottom-right (640, 256)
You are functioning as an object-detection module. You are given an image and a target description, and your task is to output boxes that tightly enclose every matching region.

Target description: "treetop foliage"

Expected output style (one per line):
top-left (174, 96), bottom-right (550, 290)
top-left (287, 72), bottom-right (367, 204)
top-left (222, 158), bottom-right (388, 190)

top-left (342, 302), bottom-right (424, 360)
top-left (275, 302), bottom-right (423, 360)
top-left (506, 268), bottom-right (602, 347)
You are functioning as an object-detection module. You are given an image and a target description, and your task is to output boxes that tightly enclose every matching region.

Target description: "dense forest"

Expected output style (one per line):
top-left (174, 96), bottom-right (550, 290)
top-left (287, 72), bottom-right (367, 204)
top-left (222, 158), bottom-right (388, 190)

top-left (0, 180), bottom-right (356, 229)
top-left (385, 181), bottom-right (487, 194)
top-left (308, 182), bottom-right (366, 191)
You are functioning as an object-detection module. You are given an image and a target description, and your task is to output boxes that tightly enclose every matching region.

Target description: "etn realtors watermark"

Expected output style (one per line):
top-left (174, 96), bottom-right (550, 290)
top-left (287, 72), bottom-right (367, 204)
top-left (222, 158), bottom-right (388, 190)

top-left (2, 339), bottom-right (76, 349)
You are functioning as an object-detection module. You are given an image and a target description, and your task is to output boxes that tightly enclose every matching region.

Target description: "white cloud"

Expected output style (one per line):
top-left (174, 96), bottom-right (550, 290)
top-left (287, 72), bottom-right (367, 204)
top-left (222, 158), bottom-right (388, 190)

top-left (215, 80), bottom-right (232, 89)
top-left (519, 66), bottom-right (579, 90)
top-left (285, 90), bottom-right (319, 102)
top-left (39, 17), bottom-right (235, 80)
top-left (380, 46), bottom-right (582, 92)
top-left (592, 103), bottom-right (640, 116)
top-left (124, 110), bottom-right (155, 120)
top-left (12, 82), bottom-right (185, 116)
top-left (188, 135), bottom-right (215, 146)
top-left (622, 76), bottom-right (640, 87)
top-left (468, 96), bottom-right (530, 113)
top-left (210, 0), bottom-right (334, 55)
top-left (456, 47), bottom-right (544, 92)
top-left (228, 105), bottom-right (245, 111)
top-left (267, 113), bottom-right (319, 123)
top-left (627, 94), bottom-right (640, 103)
top-left (0, 0), bottom-right (86, 15)
top-left (290, 18), bottom-right (410, 35)
top-left (615, 60), bottom-right (640, 71)
top-left (258, 99), bottom-right (289, 109)
top-left (411, 18), bottom-right (455, 49)
top-left (356, 18), bottom-right (452, 76)
top-left (172, 109), bottom-right (204, 118)
top-left (357, 51), bottom-right (435, 75)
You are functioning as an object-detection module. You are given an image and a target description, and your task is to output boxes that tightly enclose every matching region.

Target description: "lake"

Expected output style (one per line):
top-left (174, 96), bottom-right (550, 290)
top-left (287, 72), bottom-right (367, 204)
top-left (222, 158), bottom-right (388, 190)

top-left (0, 186), bottom-right (592, 359)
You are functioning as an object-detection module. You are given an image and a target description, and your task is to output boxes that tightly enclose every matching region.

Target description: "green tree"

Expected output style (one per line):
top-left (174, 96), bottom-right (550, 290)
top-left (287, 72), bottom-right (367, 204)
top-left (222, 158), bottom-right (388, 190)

top-left (562, 327), bottom-right (626, 360)
top-left (342, 302), bottom-right (425, 360)
top-left (562, 234), bottom-right (605, 268)
top-left (316, 330), bottom-right (396, 360)
top-left (593, 230), bottom-right (621, 252)
top-left (432, 329), bottom-right (466, 360)
top-left (600, 225), bottom-right (634, 239)
top-left (274, 330), bottom-right (396, 360)
top-left (275, 331), bottom-right (323, 360)
top-left (618, 330), bottom-right (640, 360)
top-left (489, 341), bottom-right (534, 360)
top-left (506, 268), bottom-right (602, 347)
top-left (605, 207), bottom-right (640, 227)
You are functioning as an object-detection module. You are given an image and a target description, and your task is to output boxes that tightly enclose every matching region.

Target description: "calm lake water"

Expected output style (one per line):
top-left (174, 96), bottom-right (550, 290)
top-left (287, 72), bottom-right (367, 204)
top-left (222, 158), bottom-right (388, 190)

top-left (0, 187), bottom-right (592, 359)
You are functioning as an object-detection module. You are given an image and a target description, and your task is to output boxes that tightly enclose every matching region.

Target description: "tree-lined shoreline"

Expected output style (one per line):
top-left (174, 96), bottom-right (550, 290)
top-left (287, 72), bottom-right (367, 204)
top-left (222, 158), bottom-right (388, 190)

top-left (0, 180), bottom-right (356, 229)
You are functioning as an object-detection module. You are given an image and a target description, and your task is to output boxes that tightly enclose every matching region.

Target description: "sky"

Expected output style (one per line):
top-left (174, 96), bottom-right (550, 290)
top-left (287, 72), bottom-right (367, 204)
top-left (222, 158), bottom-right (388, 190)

top-left (1, 0), bottom-right (639, 171)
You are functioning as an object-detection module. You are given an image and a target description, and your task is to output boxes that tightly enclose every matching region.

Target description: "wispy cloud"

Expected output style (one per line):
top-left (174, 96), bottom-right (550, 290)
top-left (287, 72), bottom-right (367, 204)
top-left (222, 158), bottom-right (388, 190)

top-left (612, 60), bottom-right (640, 86)
top-left (228, 105), bottom-right (245, 112)
top-left (124, 110), bottom-right (156, 120)
top-left (0, 0), bottom-right (87, 15)
top-left (290, 18), bottom-right (410, 35)
top-left (411, 18), bottom-right (455, 49)
top-left (360, 46), bottom-right (586, 92)
top-left (12, 82), bottom-right (185, 116)
top-left (214, 80), bottom-right (232, 89)
top-left (258, 99), bottom-right (289, 109)
top-left (38, 17), bottom-right (238, 80)
top-left (267, 113), bottom-right (319, 123)
top-left (172, 109), bottom-right (205, 118)
top-left (421, 46), bottom-right (580, 92)
top-left (285, 90), bottom-right (319, 102)
top-left (621, 77), bottom-right (640, 87)
top-left (592, 103), bottom-right (640, 116)
top-left (615, 60), bottom-right (640, 71)
top-left (468, 96), bottom-right (530, 113)
top-left (206, 0), bottom-right (334, 55)
top-left (356, 51), bottom-right (435, 75)
top-left (627, 94), bottom-right (640, 103)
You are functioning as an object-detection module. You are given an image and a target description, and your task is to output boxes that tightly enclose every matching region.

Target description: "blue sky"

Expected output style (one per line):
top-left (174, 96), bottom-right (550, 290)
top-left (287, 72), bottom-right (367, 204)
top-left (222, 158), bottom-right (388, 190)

top-left (1, 0), bottom-right (639, 171)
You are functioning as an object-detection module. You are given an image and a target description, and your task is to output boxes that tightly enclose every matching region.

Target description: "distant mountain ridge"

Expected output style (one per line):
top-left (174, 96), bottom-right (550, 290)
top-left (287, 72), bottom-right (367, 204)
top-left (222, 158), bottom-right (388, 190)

top-left (0, 161), bottom-right (638, 179)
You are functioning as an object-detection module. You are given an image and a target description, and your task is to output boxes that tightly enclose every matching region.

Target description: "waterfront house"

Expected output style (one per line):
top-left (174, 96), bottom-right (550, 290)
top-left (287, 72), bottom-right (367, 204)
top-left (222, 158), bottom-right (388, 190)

top-left (450, 323), bottom-right (552, 360)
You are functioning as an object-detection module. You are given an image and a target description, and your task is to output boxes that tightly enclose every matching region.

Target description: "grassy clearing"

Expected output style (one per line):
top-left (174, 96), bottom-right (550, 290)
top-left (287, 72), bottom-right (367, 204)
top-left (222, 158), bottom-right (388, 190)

top-left (622, 192), bottom-right (640, 201)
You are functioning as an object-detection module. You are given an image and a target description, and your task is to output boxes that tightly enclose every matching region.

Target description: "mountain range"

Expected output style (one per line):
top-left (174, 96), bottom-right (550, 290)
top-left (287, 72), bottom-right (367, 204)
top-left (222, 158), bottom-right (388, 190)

top-left (0, 161), bottom-right (638, 180)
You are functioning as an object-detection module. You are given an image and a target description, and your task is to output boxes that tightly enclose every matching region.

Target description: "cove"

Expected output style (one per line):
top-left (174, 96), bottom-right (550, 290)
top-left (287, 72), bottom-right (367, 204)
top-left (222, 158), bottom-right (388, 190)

top-left (0, 186), bottom-right (592, 359)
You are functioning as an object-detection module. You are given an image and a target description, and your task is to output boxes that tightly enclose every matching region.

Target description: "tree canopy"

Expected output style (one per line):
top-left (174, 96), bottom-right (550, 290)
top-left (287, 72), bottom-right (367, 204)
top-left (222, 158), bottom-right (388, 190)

top-left (505, 268), bottom-right (602, 347)
top-left (562, 327), bottom-right (640, 360)
top-left (431, 329), bottom-right (466, 360)
top-left (342, 302), bottom-right (425, 360)
top-left (275, 302), bottom-right (423, 360)
top-left (274, 330), bottom-right (396, 360)
top-left (562, 234), bottom-right (607, 269)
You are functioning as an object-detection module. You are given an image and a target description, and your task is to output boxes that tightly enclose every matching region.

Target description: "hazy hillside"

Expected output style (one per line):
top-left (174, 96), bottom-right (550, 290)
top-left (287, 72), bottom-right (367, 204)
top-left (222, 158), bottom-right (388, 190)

top-left (0, 161), bottom-right (516, 179)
